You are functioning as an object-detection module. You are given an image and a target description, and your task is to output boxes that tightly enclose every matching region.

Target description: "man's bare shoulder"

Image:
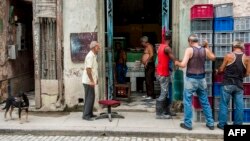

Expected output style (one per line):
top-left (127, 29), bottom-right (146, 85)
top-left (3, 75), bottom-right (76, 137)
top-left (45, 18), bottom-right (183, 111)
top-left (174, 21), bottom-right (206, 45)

top-left (225, 53), bottom-right (234, 59)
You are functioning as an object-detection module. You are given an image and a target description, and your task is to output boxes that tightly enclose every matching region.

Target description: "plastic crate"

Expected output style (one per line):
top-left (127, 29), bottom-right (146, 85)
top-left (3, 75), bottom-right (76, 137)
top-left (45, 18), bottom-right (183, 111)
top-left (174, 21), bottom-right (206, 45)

top-left (214, 97), bottom-right (232, 109)
top-left (193, 109), bottom-right (206, 122)
top-left (243, 109), bottom-right (250, 122)
top-left (192, 95), bottom-right (212, 109)
top-left (243, 96), bottom-right (250, 109)
top-left (214, 32), bottom-right (233, 45)
top-left (191, 19), bottom-right (213, 31)
top-left (205, 72), bottom-right (212, 84)
top-left (214, 3), bottom-right (233, 18)
top-left (214, 109), bottom-right (232, 122)
top-left (243, 83), bottom-right (250, 96)
top-left (234, 17), bottom-right (250, 31)
top-left (213, 82), bottom-right (222, 97)
top-left (214, 45), bottom-right (232, 58)
top-left (207, 84), bottom-right (212, 96)
top-left (214, 17), bottom-right (234, 32)
top-left (244, 43), bottom-right (250, 56)
top-left (191, 4), bottom-right (214, 19)
top-left (233, 31), bottom-right (250, 43)
top-left (205, 61), bottom-right (212, 71)
top-left (194, 32), bottom-right (213, 45)
top-left (244, 76), bottom-right (250, 83)
top-left (214, 73), bottom-right (224, 82)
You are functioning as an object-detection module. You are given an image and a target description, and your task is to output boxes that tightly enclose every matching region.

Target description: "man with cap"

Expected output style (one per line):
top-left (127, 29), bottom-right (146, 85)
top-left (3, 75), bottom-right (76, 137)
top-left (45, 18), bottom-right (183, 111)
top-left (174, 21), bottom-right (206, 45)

top-left (216, 40), bottom-right (250, 130)
top-left (175, 34), bottom-right (216, 130)
top-left (82, 41), bottom-right (101, 121)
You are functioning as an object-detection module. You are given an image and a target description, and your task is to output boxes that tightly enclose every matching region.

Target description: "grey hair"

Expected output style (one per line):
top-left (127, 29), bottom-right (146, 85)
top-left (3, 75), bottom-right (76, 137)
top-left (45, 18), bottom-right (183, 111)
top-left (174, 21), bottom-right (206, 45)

top-left (233, 40), bottom-right (244, 49)
top-left (188, 34), bottom-right (199, 42)
top-left (140, 36), bottom-right (148, 42)
top-left (89, 41), bottom-right (99, 49)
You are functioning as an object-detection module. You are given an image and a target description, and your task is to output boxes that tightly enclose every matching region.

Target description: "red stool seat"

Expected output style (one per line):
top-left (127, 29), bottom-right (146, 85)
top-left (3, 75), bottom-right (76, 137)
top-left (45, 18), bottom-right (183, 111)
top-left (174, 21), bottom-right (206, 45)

top-left (99, 100), bottom-right (120, 106)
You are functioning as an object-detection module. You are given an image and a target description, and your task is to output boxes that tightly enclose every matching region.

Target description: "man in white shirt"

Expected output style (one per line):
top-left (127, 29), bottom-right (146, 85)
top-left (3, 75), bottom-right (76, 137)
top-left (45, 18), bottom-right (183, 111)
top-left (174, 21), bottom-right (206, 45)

top-left (82, 41), bottom-right (101, 121)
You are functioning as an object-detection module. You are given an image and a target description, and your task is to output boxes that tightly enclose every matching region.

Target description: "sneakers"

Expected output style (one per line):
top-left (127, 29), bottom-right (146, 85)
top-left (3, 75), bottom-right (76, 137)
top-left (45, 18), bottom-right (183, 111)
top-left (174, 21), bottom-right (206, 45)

top-left (180, 123), bottom-right (192, 130)
top-left (206, 124), bottom-right (215, 130)
top-left (82, 117), bottom-right (94, 121)
top-left (145, 96), bottom-right (152, 100)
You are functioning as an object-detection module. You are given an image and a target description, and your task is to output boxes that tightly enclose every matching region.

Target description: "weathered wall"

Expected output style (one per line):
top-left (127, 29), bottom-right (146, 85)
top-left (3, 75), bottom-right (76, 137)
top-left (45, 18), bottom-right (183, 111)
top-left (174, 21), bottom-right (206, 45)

top-left (63, 0), bottom-right (99, 108)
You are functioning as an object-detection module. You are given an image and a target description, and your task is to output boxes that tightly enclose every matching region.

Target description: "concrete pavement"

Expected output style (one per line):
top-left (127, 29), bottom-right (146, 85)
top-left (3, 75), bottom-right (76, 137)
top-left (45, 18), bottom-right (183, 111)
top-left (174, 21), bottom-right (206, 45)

top-left (0, 111), bottom-right (223, 139)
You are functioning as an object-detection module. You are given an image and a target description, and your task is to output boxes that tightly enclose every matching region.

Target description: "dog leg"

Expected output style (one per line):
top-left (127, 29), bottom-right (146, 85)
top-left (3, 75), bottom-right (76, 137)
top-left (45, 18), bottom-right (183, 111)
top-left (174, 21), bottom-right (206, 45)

top-left (10, 106), bottom-right (14, 120)
top-left (4, 111), bottom-right (8, 121)
top-left (25, 108), bottom-right (29, 122)
top-left (19, 108), bottom-right (23, 124)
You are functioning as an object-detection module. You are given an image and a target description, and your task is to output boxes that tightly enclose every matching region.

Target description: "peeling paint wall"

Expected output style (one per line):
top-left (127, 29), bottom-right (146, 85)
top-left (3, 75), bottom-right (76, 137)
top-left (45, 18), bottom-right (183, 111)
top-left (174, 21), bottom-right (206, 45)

top-left (63, 0), bottom-right (99, 108)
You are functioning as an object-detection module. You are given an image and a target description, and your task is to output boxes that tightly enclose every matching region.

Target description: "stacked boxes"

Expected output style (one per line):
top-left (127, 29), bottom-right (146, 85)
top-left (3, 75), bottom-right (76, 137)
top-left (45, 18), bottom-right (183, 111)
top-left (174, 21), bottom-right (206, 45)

top-left (212, 3), bottom-right (234, 123)
top-left (191, 4), bottom-right (214, 122)
top-left (234, 16), bottom-right (250, 122)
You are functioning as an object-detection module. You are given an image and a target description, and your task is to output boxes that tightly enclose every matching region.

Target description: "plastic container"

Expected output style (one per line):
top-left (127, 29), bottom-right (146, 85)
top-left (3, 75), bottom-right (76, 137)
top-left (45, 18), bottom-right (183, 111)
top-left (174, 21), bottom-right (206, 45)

top-left (193, 109), bottom-right (206, 122)
top-left (191, 19), bottom-right (213, 31)
top-left (243, 83), bottom-right (250, 96)
top-left (244, 76), bottom-right (250, 83)
top-left (214, 109), bottom-right (232, 122)
top-left (205, 72), bottom-right (212, 84)
top-left (192, 95), bottom-right (212, 109)
top-left (207, 84), bottom-right (212, 96)
top-left (193, 32), bottom-right (213, 45)
top-left (214, 45), bottom-right (232, 58)
top-left (213, 82), bottom-right (222, 97)
top-left (214, 17), bottom-right (234, 32)
top-left (245, 43), bottom-right (250, 56)
top-left (214, 97), bottom-right (232, 109)
top-left (214, 32), bottom-right (233, 45)
top-left (234, 16), bottom-right (250, 31)
top-left (233, 31), bottom-right (250, 43)
top-left (191, 4), bottom-right (214, 19)
top-left (205, 60), bottom-right (212, 71)
top-left (243, 96), bottom-right (250, 109)
top-left (243, 109), bottom-right (250, 122)
top-left (214, 3), bottom-right (233, 18)
top-left (214, 73), bottom-right (224, 82)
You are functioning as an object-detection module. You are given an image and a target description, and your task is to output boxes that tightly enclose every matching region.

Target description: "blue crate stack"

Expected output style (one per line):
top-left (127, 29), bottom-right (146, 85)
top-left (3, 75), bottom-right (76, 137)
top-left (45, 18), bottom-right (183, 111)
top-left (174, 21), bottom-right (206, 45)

top-left (213, 3), bottom-right (234, 123)
top-left (191, 5), bottom-right (214, 122)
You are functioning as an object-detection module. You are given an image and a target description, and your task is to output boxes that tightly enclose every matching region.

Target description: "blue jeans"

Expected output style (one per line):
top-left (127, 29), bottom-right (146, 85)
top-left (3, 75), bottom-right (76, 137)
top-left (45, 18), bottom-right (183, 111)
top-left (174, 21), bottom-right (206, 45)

top-left (156, 75), bottom-right (170, 102)
top-left (184, 77), bottom-right (214, 128)
top-left (218, 85), bottom-right (243, 127)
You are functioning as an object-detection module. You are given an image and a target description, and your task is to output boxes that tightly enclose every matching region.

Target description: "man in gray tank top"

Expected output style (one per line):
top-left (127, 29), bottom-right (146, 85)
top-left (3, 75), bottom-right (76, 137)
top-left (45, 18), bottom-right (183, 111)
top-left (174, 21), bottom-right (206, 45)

top-left (216, 40), bottom-right (250, 130)
top-left (175, 34), bottom-right (216, 130)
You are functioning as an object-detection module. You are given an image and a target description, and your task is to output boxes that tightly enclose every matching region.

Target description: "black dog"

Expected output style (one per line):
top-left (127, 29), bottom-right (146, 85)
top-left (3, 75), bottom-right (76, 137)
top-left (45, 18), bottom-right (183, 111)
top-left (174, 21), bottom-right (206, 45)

top-left (1, 92), bottom-right (29, 123)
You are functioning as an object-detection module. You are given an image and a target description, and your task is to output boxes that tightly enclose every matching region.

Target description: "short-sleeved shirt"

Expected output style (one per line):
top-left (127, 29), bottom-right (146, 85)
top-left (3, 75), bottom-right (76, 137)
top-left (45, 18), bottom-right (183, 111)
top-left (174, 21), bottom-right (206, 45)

top-left (82, 51), bottom-right (98, 85)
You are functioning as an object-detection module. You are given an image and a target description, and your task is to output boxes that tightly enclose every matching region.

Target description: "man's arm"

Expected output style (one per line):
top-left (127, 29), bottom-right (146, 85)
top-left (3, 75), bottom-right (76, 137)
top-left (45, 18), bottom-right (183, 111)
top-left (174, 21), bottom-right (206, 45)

top-left (218, 54), bottom-right (229, 73)
top-left (244, 56), bottom-right (250, 77)
top-left (165, 47), bottom-right (176, 61)
top-left (205, 47), bottom-right (216, 61)
top-left (86, 68), bottom-right (95, 86)
top-left (149, 45), bottom-right (154, 59)
top-left (175, 48), bottom-right (192, 68)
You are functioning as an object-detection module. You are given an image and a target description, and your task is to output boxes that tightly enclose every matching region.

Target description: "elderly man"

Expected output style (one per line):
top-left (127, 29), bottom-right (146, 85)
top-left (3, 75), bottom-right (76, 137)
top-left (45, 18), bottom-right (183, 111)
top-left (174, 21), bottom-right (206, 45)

top-left (82, 41), bottom-right (101, 121)
top-left (175, 34), bottom-right (215, 130)
top-left (217, 40), bottom-right (250, 130)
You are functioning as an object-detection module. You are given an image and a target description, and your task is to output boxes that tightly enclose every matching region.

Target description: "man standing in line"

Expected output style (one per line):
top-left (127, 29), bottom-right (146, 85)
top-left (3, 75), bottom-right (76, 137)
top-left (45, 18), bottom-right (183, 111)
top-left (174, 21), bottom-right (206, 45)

top-left (141, 36), bottom-right (155, 99)
top-left (175, 34), bottom-right (215, 130)
top-left (82, 41), bottom-right (101, 121)
top-left (156, 34), bottom-right (176, 119)
top-left (217, 40), bottom-right (250, 130)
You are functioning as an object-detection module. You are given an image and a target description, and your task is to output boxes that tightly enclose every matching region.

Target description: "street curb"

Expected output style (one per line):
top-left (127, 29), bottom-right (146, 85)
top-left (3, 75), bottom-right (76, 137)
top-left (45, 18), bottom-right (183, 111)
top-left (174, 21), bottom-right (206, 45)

top-left (0, 128), bottom-right (223, 139)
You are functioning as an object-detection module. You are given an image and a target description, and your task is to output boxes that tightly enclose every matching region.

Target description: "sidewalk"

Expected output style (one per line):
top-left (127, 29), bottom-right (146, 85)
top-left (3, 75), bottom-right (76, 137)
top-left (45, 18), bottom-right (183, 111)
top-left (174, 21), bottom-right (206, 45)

top-left (0, 111), bottom-right (223, 139)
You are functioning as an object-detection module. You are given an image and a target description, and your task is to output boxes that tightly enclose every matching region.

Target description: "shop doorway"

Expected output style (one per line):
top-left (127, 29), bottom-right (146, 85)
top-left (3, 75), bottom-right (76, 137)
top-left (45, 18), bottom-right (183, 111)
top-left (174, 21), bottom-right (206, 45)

top-left (105, 0), bottom-right (172, 111)
top-left (9, 0), bottom-right (35, 107)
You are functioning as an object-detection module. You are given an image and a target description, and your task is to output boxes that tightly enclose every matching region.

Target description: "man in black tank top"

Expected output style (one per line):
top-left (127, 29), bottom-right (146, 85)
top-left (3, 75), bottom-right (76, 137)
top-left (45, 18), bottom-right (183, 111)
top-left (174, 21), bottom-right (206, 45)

top-left (217, 40), bottom-right (250, 130)
top-left (175, 34), bottom-right (216, 130)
